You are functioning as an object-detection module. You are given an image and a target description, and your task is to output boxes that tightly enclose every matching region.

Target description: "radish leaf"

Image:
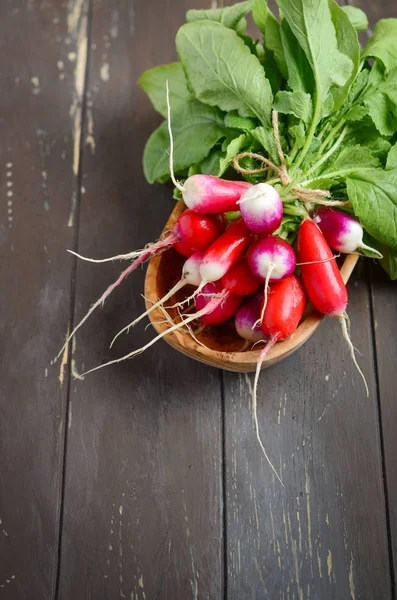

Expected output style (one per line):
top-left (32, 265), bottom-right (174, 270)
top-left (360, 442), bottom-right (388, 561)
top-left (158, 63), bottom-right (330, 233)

top-left (362, 19), bottom-right (397, 73)
top-left (176, 21), bottom-right (273, 124)
top-left (341, 6), bottom-right (368, 33)
top-left (346, 169), bottom-right (397, 249)
top-left (143, 99), bottom-right (229, 183)
top-left (186, 0), bottom-right (253, 32)
top-left (138, 62), bottom-right (191, 118)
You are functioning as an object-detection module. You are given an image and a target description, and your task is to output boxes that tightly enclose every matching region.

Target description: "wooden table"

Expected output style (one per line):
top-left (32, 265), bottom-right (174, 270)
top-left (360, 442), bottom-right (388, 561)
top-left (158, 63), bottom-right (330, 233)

top-left (1, 1), bottom-right (396, 598)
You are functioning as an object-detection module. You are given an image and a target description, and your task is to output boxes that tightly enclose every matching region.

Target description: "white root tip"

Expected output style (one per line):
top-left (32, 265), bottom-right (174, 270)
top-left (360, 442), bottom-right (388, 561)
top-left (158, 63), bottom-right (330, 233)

top-left (339, 315), bottom-right (369, 398)
top-left (79, 294), bottom-right (225, 378)
top-left (109, 279), bottom-right (187, 348)
top-left (166, 80), bottom-right (185, 194)
top-left (358, 243), bottom-right (384, 259)
top-left (252, 339), bottom-right (284, 486)
top-left (67, 248), bottom-right (144, 263)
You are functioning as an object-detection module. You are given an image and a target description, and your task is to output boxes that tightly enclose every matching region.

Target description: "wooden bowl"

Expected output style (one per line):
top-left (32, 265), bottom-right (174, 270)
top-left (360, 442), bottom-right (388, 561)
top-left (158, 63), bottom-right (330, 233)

top-left (144, 202), bottom-right (359, 373)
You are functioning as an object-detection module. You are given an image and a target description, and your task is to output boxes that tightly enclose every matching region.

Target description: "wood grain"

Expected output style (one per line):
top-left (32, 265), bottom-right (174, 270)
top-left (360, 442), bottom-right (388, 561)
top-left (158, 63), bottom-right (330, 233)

top-left (223, 275), bottom-right (391, 598)
top-left (56, 1), bottom-right (223, 599)
top-left (0, 0), bottom-right (89, 598)
top-left (356, 0), bottom-right (397, 593)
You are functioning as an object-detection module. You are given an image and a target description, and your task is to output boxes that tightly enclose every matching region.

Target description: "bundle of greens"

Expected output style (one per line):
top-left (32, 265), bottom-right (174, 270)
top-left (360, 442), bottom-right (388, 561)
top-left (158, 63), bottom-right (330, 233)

top-left (139, 0), bottom-right (397, 278)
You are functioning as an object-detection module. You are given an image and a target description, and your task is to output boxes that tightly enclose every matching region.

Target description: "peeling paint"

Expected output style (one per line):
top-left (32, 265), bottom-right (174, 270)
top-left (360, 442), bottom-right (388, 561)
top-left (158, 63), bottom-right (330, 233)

top-left (100, 63), bottom-right (110, 82)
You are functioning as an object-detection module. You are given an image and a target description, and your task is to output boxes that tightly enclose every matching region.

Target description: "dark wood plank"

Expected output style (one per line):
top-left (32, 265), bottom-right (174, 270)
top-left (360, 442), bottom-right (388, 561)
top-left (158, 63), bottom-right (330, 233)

top-left (356, 0), bottom-right (397, 591)
top-left (224, 275), bottom-right (391, 599)
top-left (0, 0), bottom-right (89, 598)
top-left (57, 1), bottom-right (223, 599)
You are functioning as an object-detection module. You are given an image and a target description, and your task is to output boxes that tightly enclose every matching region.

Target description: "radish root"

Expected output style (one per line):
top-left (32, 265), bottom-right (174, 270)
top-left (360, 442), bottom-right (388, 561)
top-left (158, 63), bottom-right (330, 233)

top-left (79, 292), bottom-right (228, 377)
top-left (339, 314), bottom-right (369, 397)
top-left (253, 263), bottom-right (275, 330)
top-left (252, 337), bottom-right (284, 486)
top-left (166, 80), bottom-right (185, 194)
top-left (55, 235), bottom-right (176, 362)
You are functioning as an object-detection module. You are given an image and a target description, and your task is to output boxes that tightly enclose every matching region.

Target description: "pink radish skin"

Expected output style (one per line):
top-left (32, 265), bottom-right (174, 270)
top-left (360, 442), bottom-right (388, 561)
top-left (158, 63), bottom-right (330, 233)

top-left (195, 281), bottom-right (242, 325)
top-left (239, 183), bottom-right (283, 235)
top-left (235, 291), bottom-right (266, 343)
top-left (183, 175), bottom-right (251, 214)
top-left (248, 237), bottom-right (296, 282)
top-left (312, 208), bottom-right (382, 257)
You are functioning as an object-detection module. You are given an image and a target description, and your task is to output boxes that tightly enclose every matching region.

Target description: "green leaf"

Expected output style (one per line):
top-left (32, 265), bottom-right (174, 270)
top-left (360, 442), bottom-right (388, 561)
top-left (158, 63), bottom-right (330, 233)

top-left (219, 134), bottom-right (250, 175)
top-left (386, 143), bottom-right (397, 170)
top-left (365, 93), bottom-right (397, 137)
top-left (318, 145), bottom-right (380, 177)
top-left (346, 168), bottom-right (397, 249)
top-left (176, 21), bottom-right (273, 124)
top-left (143, 99), bottom-right (228, 183)
top-left (346, 117), bottom-right (392, 162)
top-left (138, 62), bottom-right (191, 118)
top-left (328, 0), bottom-right (360, 112)
top-left (200, 148), bottom-right (224, 176)
top-left (274, 91), bottom-right (312, 125)
top-left (362, 19), bottom-right (397, 73)
top-left (251, 126), bottom-right (279, 163)
top-left (379, 244), bottom-right (397, 279)
top-left (289, 122), bottom-right (306, 149)
top-left (345, 105), bottom-right (368, 122)
top-left (253, 0), bottom-right (288, 78)
top-left (224, 111), bottom-right (257, 131)
top-left (186, 1), bottom-right (253, 31)
top-left (280, 21), bottom-right (314, 95)
top-left (341, 6), bottom-right (368, 32)
top-left (277, 0), bottom-right (353, 125)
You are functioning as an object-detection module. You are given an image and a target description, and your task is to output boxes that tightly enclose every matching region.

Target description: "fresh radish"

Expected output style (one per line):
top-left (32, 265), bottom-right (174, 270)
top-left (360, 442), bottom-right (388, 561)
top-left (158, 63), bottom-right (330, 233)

top-left (200, 219), bottom-right (252, 282)
top-left (221, 256), bottom-right (261, 297)
top-left (248, 236), bottom-right (297, 324)
top-left (250, 274), bottom-right (306, 485)
top-left (238, 182), bottom-right (283, 235)
top-left (298, 219), bottom-right (368, 395)
top-left (195, 281), bottom-right (242, 325)
top-left (174, 210), bottom-right (226, 253)
top-left (110, 251), bottom-right (205, 347)
top-left (182, 174), bottom-right (251, 214)
top-left (313, 207), bottom-right (383, 258)
top-left (298, 219), bottom-right (347, 317)
top-left (248, 237), bottom-right (296, 283)
top-left (235, 291), bottom-right (266, 343)
top-left (165, 81), bottom-right (251, 214)
top-left (260, 275), bottom-right (306, 343)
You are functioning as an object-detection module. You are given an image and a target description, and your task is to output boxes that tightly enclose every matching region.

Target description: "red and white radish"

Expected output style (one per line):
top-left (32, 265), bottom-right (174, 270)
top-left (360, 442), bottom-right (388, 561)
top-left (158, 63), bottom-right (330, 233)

top-left (251, 274), bottom-right (306, 485)
top-left (200, 219), bottom-right (252, 282)
top-left (221, 256), bottom-right (261, 297)
top-left (182, 174), bottom-right (251, 214)
top-left (235, 291), bottom-right (265, 343)
top-left (248, 236), bottom-right (297, 324)
top-left (313, 207), bottom-right (382, 258)
top-left (298, 219), bottom-right (368, 395)
top-left (238, 182), bottom-right (283, 235)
